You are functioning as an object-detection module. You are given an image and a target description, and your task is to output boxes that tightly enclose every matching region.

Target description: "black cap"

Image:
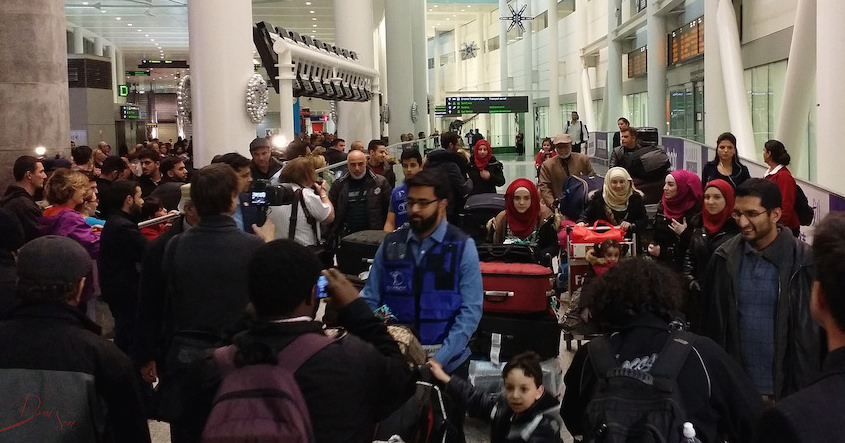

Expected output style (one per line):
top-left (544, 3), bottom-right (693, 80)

top-left (249, 137), bottom-right (271, 152)
top-left (17, 236), bottom-right (92, 285)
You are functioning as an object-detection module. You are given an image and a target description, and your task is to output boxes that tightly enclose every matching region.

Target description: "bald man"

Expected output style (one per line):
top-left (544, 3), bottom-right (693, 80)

top-left (326, 150), bottom-right (392, 245)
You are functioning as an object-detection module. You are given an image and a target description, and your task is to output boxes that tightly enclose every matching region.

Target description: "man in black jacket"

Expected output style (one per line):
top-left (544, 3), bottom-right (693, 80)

top-left (190, 240), bottom-right (417, 442)
top-left (424, 131), bottom-right (472, 223)
top-left (326, 149), bottom-right (392, 245)
top-left (1, 155), bottom-right (46, 242)
top-left (99, 179), bottom-right (147, 355)
top-left (754, 212), bottom-right (845, 442)
top-left (0, 236), bottom-right (151, 442)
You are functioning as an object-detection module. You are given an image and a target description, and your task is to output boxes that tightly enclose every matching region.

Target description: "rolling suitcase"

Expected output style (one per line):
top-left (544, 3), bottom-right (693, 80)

top-left (480, 262), bottom-right (554, 314)
top-left (470, 312), bottom-right (561, 361)
top-left (460, 193), bottom-right (505, 243)
top-left (337, 230), bottom-right (387, 276)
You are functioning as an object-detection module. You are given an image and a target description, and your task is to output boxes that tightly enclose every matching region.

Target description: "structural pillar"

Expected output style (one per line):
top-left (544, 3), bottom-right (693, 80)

top-left (715, 0), bottom-right (754, 159)
top-left (94, 36), bottom-right (104, 57)
top-left (0, 0), bottom-right (70, 191)
top-left (410, 0), bottom-right (428, 136)
top-left (72, 25), bottom-right (85, 54)
top-left (703, 0), bottom-right (730, 147)
top-left (115, 49), bottom-right (125, 104)
top-left (775, 0), bottom-right (815, 179)
top-left (520, 1), bottom-right (532, 151)
top-left (646, 1), bottom-right (667, 134)
top-left (384, 0), bottom-right (416, 140)
top-left (606, 0), bottom-right (623, 131)
top-left (816, 0), bottom-right (845, 191)
top-left (498, 0), bottom-right (510, 147)
top-left (335, 0), bottom-right (377, 143)
top-left (547, 0), bottom-right (561, 134)
top-left (108, 45), bottom-right (118, 102)
top-left (187, 0), bottom-right (256, 166)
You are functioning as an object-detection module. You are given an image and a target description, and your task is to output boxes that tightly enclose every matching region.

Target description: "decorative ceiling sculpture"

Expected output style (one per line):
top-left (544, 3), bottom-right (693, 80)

top-left (500, 3), bottom-right (534, 33)
top-left (460, 41), bottom-right (479, 60)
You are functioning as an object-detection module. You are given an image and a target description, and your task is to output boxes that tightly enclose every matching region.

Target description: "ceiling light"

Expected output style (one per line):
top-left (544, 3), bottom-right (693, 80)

top-left (82, 1), bottom-right (88, 4)
top-left (467, 4), bottom-right (471, 7)
top-left (312, 17), bottom-right (317, 21)
top-left (446, 18), bottom-right (450, 20)
top-left (150, 38), bottom-right (155, 41)
top-left (309, 10), bottom-right (315, 13)
top-left (137, 29), bottom-right (141, 32)
top-left (100, 9), bottom-right (106, 13)
top-left (461, 9), bottom-right (465, 12)
top-left (127, 23), bottom-right (132, 26)
top-left (429, 9), bottom-right (432, 11)
top-left (313, 24), bottom-right (317, 27)
top-left (115, 17), bottom-right (121, 20)
top-left (145, 34), bottom-right (149, 37)
top-left (433, 4), bottom-right (437, 7)
top-left (305, 1), bottom-right (311, 4)
top-left (312, 30), bottom-right (316, 33)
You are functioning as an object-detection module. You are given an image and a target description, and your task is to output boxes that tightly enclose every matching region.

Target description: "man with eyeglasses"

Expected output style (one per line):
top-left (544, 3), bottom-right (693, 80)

top-left (704, 178), bottom-right (819, 404)
top-left (361, 168), bottom-right (482, 442)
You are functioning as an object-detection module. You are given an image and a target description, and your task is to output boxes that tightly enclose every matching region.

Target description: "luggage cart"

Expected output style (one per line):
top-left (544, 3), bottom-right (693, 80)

top-left (560, 224), bottom-right (636, 350)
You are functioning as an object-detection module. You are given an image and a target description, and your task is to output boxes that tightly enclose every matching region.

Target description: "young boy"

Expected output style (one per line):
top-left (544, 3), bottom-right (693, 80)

top-left (428, 352), bottom-right (563, 442)
top-left (383, 148), bottom-right (423, 232)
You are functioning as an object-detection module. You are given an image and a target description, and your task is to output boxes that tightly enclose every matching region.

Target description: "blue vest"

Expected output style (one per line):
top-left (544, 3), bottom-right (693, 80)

top-left (380, 225), bottom-right (468, 346)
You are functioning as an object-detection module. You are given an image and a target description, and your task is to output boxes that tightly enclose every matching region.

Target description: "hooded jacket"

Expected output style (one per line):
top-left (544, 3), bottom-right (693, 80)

top-left (1, 185), bottom-right (42, 242)
top-left (703, 226), bottom-right (820, 400)
top-left (425, 148), bottom-right (473, 223)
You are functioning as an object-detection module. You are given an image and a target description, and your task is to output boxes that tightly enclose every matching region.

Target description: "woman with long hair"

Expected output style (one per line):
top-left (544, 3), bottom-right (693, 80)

top-left (648, 170), bottom-right (702, 269)
top-left (762, 139), bottom-right (800, 236)
top-left (700, 132), bottom-right (750, 189)
top-left (269, 157), bottom-right (334, 247)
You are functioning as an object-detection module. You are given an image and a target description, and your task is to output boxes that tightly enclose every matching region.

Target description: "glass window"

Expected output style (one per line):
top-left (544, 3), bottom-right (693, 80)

top-left (623, 92), bottom-right (648, 127)
top-left (745, 60), bottom-right (787, 154)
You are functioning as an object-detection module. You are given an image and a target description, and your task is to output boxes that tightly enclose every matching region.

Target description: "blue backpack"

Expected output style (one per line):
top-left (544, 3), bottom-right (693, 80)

top-left (559, 175), bottom-right (604, 220)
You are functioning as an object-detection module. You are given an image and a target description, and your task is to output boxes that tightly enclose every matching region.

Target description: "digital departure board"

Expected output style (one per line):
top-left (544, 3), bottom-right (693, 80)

top-left (446, 96), bottom-right (529, 115)
top-left (121, 105), bottom-right (140, 120)
top-left (627, 46), bottom-right (647, 78)
top-left (669, 17), bottom-right (704, 66)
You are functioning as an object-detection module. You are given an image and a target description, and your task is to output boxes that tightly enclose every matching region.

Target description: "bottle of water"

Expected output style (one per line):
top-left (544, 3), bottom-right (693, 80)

top-left (682, 422), bottom-right (702, 443)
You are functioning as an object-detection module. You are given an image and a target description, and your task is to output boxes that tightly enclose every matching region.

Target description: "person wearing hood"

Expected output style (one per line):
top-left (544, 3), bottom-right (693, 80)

top-left (577, 167), bottom-right (648, 238)
top-left (648, 170), bottom-right (703, 269)
top-left (682, 179), bottom-right (739, 333)
top-left (468, 139), bottom-right (506, 195)
top-left (701, 132), bottom-right (751, 190)
top-left (491, 179), bottom-right (559, 264)
top-left (424, 131), bottom-right (473, 223)
top-left (429, 351), bottom-right (563, 443)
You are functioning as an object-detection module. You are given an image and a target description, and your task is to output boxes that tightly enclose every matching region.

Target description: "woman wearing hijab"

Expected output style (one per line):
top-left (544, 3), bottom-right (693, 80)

top-left (648, 170), bottom-right (703, 269)
top-left (681, 179), bottom-right (739, 333)
top-left (577, 167), bottom-right (648, 238)
top-left (491, 178), bottom-right (559, 263)
top-left (700, 132), bottom-right (751, 189)
top-left (468, 139), bottom-right (506, 195)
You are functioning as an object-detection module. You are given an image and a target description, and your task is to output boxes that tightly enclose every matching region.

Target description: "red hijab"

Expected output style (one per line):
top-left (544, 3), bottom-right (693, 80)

top-left (473, 139), bottom-right (492, 170)
top-left (702, 179), bottom-right (735, 235)
top-left (505, 178), bottom-right (541, 239)
top-left (662, 170), bottom-right (703, 220)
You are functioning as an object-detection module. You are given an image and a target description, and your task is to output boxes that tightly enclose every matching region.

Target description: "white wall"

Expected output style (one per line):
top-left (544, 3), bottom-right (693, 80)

top-left (742, 0), bottom-right (798, 43)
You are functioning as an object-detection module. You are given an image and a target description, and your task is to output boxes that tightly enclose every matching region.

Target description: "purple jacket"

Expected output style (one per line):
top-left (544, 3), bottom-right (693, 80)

top-left (38, 207), bottom-right (101, 302)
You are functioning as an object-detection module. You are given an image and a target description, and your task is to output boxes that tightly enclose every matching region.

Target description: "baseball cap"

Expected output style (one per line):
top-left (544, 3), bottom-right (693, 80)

top-left (552, 134), bottom-right (573, 145)
top-left (17, 236), bottom-right (92, 285)
top-left (249, 137), bottom-right (272, 152)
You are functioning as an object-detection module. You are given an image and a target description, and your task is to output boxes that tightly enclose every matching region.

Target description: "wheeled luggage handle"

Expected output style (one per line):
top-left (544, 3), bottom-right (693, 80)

top-left (484, 290), bottom-right (514, 303)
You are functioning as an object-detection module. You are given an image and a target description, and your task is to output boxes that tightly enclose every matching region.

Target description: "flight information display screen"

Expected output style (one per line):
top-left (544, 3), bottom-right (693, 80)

top-left (446, 96), bottom-right (528, 114)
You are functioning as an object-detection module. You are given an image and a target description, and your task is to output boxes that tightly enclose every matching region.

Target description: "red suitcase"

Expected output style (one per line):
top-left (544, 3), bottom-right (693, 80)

top-left (480, 262), bottom-right (554, 314)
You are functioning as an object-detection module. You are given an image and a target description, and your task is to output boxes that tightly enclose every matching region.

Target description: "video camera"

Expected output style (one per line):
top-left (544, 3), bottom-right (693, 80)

top-left (251, 179), bottom-right (297, 226)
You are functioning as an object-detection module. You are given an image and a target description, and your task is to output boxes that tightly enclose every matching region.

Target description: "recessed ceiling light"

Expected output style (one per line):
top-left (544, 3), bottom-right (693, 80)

top-left (312, 30), bottom-right (316, 33)
top-left (100, 9), bottom-right (106, 13)
top-left (127, 23), bottom-right (132, 26)
top-left (433, 4), bottom-right (437, 7)
top-left (137, 29), bottom-right (142, 32)
top-left (150, 38), bottom-right (155, 41)
top-left (312, 24), bottom-right (317, 27)
top-left (145, 34), bottom-right (149, 37)
top-left (305, 1), bottom-right (311, 4)
top-left (82, 1), bottom-right (88, 4)
top-left (446, 18), bottom-right (450, 20)
top-left (429, 9), bottom-right (432, 11)
top-left (115, 17), bottom-right (121, 20)
top-left (461, 9), bottom-right (465, 12)
top-left (467, 5), bottom-right (471, 7)
top-left (309, 10), bottom-right (315, 13)
top-left (312, 17), bottom-right (317, 21)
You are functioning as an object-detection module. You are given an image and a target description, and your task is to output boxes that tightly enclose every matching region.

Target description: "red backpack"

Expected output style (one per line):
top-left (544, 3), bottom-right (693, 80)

top-left (201, 333), bottom-right (335, 443)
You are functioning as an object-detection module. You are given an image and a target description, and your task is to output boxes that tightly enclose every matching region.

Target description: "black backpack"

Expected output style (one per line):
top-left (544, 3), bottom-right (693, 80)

top-left (794, 184), bottom-right (814, 226)
top-left (583, 330), bottom-right (696, 443)
top-left (620, 145), bottom-right (671, 182)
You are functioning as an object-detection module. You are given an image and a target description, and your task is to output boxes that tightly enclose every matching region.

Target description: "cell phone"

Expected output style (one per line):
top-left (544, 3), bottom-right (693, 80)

top-left (251, 191), bottom-right (267, 205)
top-left (316, 275), bottom-right (329, 299)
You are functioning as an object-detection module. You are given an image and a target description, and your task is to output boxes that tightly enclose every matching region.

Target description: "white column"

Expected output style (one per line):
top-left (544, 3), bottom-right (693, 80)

top-left (433, 30), bottom-right (442, 116)
top-left (816, 0), bottom-right (845, 190)
top-left (646, 1), bottom-right (667, 133)
top-left (276, 43), bottom-right (295, 144)
top-left (547, 0), bottom-right (561, 134)
top-left (335, 0), bottom-right (376, 143)
top-left (521, 1), bottom-right (532, 151)
top-left (115, 50), bottom-right (125, 103)
top-left (703, 0), bottom-right (730, 147)
top-left (574, 0), bottom-right (589, 121)
top-left (72, 26), bottom-right (84, 54)
top-left (453, 24), bottom-right (462, 92)
top-left (376, 15), bottom-right (388, 139)
top-left (775, 0), bottom-right (815, 178)
top-left (187, 0), bottom-right (255, 166)
top-left (94, 36), bottom-right (104, 57)
top-left (606, 0), bottom-right (622, 131)
top-left (581, 67), bottom-right (595, 125)
top-left (716, 0), bottom-right (754, 160)
top-left (498, 0), bottom-right (509, 90)
top-left (411, 0), bottom-right (428, 136)
top-left (385, 0), bottom-right (416, 139)
top-left (108, 45), bottom-right (117, 102)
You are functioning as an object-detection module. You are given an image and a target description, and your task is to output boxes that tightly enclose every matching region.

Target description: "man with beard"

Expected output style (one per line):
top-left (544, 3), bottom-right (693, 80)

top-left (327, 149), bottom-right (392, 245)
top-left (137, 148), bottom-right (162, 197)
top-left (362, 168), bottom-right (482, 442)
top-left (367, 139), bottom-right (396, 187)
top-left (150, 155), bottom-right (189, 211)
top-left (99, 179), bottom-right (148, 355)
top-left (538, 133), bottom-right (595, 209)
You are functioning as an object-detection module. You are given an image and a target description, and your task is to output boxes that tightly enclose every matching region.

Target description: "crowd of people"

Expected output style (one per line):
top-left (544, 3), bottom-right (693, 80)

top-left (0, 122), bottom-right (839, 443)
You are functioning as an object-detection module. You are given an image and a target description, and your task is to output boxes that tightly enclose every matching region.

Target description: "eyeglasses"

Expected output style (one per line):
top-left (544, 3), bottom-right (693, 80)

top-left (731, 209), bottom-right (767, 220)
top-left (406, 198), bottom-right (440, 209)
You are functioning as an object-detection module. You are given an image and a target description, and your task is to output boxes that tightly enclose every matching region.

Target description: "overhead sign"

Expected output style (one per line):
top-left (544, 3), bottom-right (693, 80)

top-left (126, 70), bottom-right (149, 77)
top-left (118, 85), bottom-right (130, 97)
top-left (121, 105), bottom-right (140, 120)
top-left (139, 59), bottom-right (189, 69)
top-left (445, 96), bottom-right (529, 115)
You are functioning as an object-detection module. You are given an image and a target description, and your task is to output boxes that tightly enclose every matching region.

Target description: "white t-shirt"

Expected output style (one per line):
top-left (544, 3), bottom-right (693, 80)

top-left (566, 120), bottom-right (588, 144)
top-left (268, 183), bottom-right (332, 246)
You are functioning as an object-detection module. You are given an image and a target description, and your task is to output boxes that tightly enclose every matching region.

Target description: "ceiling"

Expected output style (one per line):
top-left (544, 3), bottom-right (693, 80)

top-left (64, 0), bottom-right (500, 88)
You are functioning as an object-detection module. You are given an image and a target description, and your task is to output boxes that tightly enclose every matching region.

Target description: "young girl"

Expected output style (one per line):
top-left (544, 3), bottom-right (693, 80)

top-left (428, 352), bottom-right (562, 443)
top-left (563, 239), bottom-right (627, 329)
top-left (139, 197), bottom-right (169, 241)
top-left (534, 137), bottom-right (556, 181)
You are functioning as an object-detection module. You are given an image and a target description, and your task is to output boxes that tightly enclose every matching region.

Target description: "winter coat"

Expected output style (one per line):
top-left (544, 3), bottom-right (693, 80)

top-left (0, 185), bottom-right (41, 242)
top-left (578, 190), bottom-right (648, 236)
top-left (468, 156), bottom-right (506, 195)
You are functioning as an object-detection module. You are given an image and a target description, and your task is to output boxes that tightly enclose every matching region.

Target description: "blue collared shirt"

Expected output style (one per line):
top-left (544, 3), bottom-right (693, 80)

top-left (361, 219), bottom-right (483, 373)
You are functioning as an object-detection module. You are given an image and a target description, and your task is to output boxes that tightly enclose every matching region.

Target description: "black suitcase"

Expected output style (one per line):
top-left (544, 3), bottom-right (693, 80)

top-left (470, 312), bottom-right (561, 360)
top-left (337, 230), bottom-right (387, 276)
top-left (460, 193), bottom-right (505, 243)
top-left (636, 126), bottom-right (660, 146)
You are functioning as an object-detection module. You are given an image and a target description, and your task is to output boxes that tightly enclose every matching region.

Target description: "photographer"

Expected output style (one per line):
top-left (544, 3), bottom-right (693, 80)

top-left (268, 157), bottom-right (334, 246)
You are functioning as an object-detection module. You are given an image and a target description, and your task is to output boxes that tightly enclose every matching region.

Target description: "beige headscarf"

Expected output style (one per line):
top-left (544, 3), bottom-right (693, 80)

top-left (603, 167), bottom-right (635, 211)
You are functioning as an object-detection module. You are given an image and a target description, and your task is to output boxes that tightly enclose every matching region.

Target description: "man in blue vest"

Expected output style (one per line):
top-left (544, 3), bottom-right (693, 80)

top-left (361, 167), bottom-right (482, 442)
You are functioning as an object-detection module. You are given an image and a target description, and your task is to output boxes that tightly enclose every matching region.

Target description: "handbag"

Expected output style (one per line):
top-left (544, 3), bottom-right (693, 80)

top-left (289, 187), bottom-right (334, 268)
top-left (569, 220), bottom-right (625, 244)
top-left (476, 243), bottom-right (536, 264)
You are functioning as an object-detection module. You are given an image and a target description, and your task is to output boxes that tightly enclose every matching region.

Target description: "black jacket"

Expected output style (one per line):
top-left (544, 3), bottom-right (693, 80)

top-left (425, 148), bottom-right (473, 223)
top-left (578, 191), bottom-right (648, 236)
top-left (753, 347), bottom-right (845, 443)
top-left (326, 170), bottom-right (392, 244)
top-left (323, 147), bottom-right (347, 166)
top-left (703, 227), bottom-right (821, 400)
top-left (0, 303), bottom-right (151, 442)
top-left (137, 174), bottom-right (160, 198)
top-left (652, 202), bottom-right (701, 269)
top-left (561, 313), bottom-right (763, 443)
top-left (446, 375), bottom-right (562, 443)
top-left (189, 298), bottom-right (417, 443)
top-left (250, 158), bottom-right (283, 182)
top-left (1, 185), bottom-right (41, 242)
top-left (700, 160), bottom-right (751, 190)
top-left (468, 156), bottom-right (506, 196)
top-left (98, 211), bottom-right (148, 307)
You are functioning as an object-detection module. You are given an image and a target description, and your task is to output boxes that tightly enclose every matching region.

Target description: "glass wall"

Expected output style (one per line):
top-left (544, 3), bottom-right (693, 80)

top-left (592, 99), bottom-right (604, 133)
top-left (623, 92), bottom-right (648, 127)
top-left (536, 106), bottom-right (549, 139)
top-left (668, 82), bottom-right (704, 143)
top-left (744, 60), bottom-right (787, 154)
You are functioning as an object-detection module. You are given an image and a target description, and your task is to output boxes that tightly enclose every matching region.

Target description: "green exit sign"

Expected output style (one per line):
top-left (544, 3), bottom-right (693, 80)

top-left (118, 85), bottom-right (130, 97)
